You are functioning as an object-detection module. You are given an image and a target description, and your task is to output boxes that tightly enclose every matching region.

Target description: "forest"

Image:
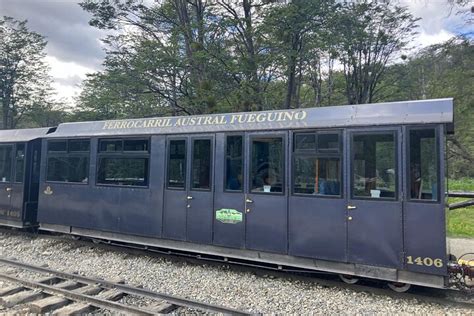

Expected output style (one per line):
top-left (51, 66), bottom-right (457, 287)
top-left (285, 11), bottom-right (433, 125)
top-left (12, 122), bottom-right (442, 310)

top-left (0, 0), bottom-right (473, 179)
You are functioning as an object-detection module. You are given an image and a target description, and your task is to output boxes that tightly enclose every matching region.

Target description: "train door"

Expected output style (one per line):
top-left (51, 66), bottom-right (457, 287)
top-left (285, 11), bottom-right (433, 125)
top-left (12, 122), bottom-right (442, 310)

top-left (403, 126), bottom-right (447, 276)
top-left (163, 137), bottom-right (188, 240)
top-left (213, 133), bottom-right (246, 249)
top-left (0, 144), bottom-right (13, 218)
top-left (346, 128), bottom-right (403, 268)
top-left (288, 130), bottom-right (347, 261)
top-left (163, 135), bottom-right (214, 244)
top-left (244, 132), bottom-right (288, 254)
top-left (186, 135), bottom-right (214, 244)
top-left (10, 143), bottom-right (26, 219)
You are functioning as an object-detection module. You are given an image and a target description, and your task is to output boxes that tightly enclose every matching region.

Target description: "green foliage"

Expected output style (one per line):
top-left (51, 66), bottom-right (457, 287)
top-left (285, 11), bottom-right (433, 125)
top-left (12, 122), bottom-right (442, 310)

top-left (447, 202), bottom-right (474, 238)
top-left (446, 178), bottom-right (474, 238)
top-left (377, 37), bottom-right (474, 178)
top-left (449, 178), bottom-right (474, 192)
top-left (0, 16), bottom-right (64, 129)
top-left (77, 0), bottom-right (419, 115)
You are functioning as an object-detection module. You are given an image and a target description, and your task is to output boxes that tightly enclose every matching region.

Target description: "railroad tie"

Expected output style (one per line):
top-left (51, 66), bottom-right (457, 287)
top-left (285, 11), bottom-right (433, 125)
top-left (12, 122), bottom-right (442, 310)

top-left (54, 280), bottom-right (84, 290)
top-left (97, 289), bottom-right (126, 301)
top-left (51, 284), bottom-right (103, 315)
top-left (148, 301), bottom-right (179, 314)
top-left (0, 285), bottom-right (25, 297)
top-left (27, 295), bottom-right (71, 313)
top-left (51, 302), bottom-right (94, 316)
top-left (0, 289), bottom-right (46, 308)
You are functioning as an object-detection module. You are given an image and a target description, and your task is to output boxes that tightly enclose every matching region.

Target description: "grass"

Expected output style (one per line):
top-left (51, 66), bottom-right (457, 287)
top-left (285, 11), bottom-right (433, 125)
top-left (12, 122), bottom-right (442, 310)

top-left (446, 178), bottom-right (474, 238)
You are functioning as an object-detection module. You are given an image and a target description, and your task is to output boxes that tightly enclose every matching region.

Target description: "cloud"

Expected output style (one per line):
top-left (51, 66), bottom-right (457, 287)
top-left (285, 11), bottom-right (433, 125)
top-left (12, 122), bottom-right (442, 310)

top-left (1, 0), bottom-right (107, 70)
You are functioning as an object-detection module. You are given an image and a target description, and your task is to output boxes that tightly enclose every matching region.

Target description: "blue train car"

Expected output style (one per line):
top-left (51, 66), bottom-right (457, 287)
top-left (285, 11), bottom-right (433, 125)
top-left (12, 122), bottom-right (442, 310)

top-left (0, 127), bottom-right (51, 227)
top-left (36, 98), bottom-right (454, 290)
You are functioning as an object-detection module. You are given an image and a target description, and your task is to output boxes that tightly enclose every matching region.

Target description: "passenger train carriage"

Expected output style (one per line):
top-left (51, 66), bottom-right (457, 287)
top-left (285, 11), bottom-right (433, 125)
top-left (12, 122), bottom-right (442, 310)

top-left (1, 98), bottom-right (471, 291)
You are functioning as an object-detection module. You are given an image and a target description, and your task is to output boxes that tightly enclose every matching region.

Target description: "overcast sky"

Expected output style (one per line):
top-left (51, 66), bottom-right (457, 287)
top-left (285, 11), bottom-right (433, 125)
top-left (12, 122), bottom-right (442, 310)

top-left (0, 0), bottom-right (472, 105)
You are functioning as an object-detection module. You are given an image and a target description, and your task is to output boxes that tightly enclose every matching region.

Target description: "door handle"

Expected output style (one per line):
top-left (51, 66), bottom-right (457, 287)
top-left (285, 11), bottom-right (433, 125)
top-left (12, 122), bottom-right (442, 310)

top-left (348, 216), bottom-right (353, 221)
top-left (246, 208), bottom-right (251, 213)
top-left (5, 188), bottom-right (12, 192)
top-left (245, 198), bottom-right (253, 203)
top-left (187, 196), bottom-right (193, 200)
top-left (347, 205), bottom-right (356, 210)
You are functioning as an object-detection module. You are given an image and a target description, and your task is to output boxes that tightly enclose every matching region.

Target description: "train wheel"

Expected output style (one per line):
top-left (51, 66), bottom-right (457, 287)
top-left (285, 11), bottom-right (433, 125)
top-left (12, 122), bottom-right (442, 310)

top-left (387, 282), bottom-right (411, 293)
top-left (91, 238), bottom-right (102, 244)
top-left (71, 235), bottom-right (81, 241)
top-left (339, 274), bottom-right (359, 284)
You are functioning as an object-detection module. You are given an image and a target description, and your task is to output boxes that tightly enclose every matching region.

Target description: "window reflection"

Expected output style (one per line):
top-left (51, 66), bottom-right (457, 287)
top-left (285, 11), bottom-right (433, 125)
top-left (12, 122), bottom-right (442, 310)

top-left (251, 138), bottom-right (284, 193)
top-left (15, 143), bottom-right (25, 183)
top-left (225, 136), bottom-right (243, 191)
top-left (352, 133), bottom-right (396, 199)
top-left (0, 146), bottom-right (12, 182)
top-left (409, 129), bottom-right (438, 201)
top-left (294, 157), bottom-right (340, 195)
top-left (168, 140), bottom-right (186, 189)
top-left (192, 139), bottom-right (211, 190)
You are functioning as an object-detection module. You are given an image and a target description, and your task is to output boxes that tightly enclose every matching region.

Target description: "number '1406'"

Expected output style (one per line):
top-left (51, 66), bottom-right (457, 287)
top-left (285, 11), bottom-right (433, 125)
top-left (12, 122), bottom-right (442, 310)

top-left (406, 256), bottom-right (443, 267)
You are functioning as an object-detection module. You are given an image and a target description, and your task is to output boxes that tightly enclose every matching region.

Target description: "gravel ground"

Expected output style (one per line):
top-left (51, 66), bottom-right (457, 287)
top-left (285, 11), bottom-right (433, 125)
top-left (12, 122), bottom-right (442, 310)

top-left (0, 231), bottom-right (473, 315)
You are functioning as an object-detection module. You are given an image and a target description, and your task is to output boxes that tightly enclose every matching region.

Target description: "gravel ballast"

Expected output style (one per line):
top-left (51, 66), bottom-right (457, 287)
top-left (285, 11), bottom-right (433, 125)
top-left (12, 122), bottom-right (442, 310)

top-left (0, 231), bottom-right (472, 314)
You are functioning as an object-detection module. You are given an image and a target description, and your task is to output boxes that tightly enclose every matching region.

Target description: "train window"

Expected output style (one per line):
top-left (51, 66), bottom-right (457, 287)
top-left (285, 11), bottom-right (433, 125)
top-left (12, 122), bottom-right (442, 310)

top-left (47, 139), bottom-right (90, 183)
top-left (294, 157), bottom-right (341, 196)
top-left (167, 140), bottom-right (186, 189)
top-left (124, 139), bottom-right (149, 152)
top-left (0, 145), bottom-right (12, 182)
top-left (352, 132), bottom-right (397, 199)
top-left (318, 133), bottom-right (340, 152)
top-left (14, 143), bottom-right (25, 183)
top-left (409, 128), bottom-right (438, 201)
top-left (295, 133), bottom-right (316, 151)
top-left (47, 157), bottom-right (89, 183)
top-left (99, 140), bottom-right (122, 152)
top-left (191, 139), bottom-right (211, 190)
top-left (97, 138), bottom-right (150, 187)
top-left (48, 140), bottom-right (67, 153)
top-left (225, 135), bottom-right (243, 192)
top-left (97, 157), bottom-right (149, 186)
top-left (251, 137), bottom-right (284, 193)
top-left (69, 140), bottom-right (90, 152)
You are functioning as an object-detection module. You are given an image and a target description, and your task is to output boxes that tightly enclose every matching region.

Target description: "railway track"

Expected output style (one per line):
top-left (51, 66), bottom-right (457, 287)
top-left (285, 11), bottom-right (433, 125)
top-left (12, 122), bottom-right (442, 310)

top-left (0, 257), bottom-right (252, 315)
top-left (0, 227), bottom-right (473, 312)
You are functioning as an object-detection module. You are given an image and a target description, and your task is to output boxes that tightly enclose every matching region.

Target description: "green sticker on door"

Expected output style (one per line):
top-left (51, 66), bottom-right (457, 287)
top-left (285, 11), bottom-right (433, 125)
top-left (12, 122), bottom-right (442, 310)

top-left (216, 208), bottom-right (243, 224)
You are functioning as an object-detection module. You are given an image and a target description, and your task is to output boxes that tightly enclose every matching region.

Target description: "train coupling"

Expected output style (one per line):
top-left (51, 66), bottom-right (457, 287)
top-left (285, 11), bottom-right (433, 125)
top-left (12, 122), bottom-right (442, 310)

top-left (448, 254), bottom-right (474, 291)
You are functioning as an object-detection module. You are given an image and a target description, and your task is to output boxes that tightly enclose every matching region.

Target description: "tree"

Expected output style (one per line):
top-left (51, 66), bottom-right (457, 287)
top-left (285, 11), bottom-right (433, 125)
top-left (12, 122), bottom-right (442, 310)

top-left (333, 2), bottom-right (419, 105)
top-left (0, 16), bottom-right (57, 129)
top-left (263, 0), bottom-right (334, 109)
top-left (376, 37), bottom-right (474, 178)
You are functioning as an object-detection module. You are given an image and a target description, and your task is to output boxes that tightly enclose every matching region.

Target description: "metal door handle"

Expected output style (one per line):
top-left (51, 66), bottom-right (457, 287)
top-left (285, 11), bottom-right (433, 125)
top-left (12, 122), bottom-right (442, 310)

top-left (5, 188), bottom-right (12, 192)
top-left (187, 196), bottom-right (193, 200)
top-left (245, 198), bottom-right (253, 203)
top-left (347, 205), bottom-right (356, 210)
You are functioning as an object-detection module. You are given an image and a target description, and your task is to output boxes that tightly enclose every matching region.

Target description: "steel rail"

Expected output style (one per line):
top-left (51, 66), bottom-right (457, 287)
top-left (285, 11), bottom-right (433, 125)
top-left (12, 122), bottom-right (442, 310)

top-left (0, 257), bottom-right (253, 315)
top-left (0, 272), bottom-right (156, 315)
top-left (1, 228), bottom-right (472, 311)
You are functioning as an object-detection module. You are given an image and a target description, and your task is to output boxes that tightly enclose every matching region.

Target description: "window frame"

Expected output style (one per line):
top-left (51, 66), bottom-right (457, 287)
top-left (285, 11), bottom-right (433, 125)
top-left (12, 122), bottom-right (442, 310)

top-left (96, 137), bottom-right (151, 188)
top-left (190, 137), bottom-right (213, 192)
top-left (291, 130), bottom-right (343, 198)
top-left (406, 125), bottom-right (440, 204)
top-left (249, 134), bottom-right (286, 196)
top-left (46, 138), bottom-right (91, 185)
top-left (13, 142), bottom-right (26, 184)
top-left (350, 130), bottom-right (399, 201)
top-left (166, 137), bottom-right (187, 191)
top-left (0, 143), bottom-right (14, 183)
top-left (224, 134), bottom-right (244, 193)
